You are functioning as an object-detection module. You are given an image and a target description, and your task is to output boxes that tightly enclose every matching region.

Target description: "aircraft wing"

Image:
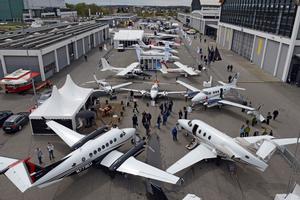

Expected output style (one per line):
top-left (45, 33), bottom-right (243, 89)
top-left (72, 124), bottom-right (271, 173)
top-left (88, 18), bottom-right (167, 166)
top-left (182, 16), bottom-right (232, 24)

top-left (176, 80), bottom-right (200, 92)
top-left (100, 150), bottom-right (180, 184)
top-left (46, 120), bottom-right (84, 147)
top-left (158, 91), bottom-right (186, 96)
top-left (119, 88), bottom-right (149, 96)
top-left (174, 62), bottom-right (198, 76)
top-left (166, 144), bottom-right (217, 174)
top-left (0, 156), bottom-right (17, 171)
top-left (116, 63), bottom-right (140, 76)
top-left (111, 82), bottom-right (133, 90)
top-left (218, 100), bottom-right (256, 111)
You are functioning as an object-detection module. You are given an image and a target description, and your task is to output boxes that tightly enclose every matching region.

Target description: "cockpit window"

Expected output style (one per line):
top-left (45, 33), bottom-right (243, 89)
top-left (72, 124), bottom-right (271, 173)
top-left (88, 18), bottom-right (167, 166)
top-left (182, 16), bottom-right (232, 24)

top-left (188, 120), bottom-right (192, 127)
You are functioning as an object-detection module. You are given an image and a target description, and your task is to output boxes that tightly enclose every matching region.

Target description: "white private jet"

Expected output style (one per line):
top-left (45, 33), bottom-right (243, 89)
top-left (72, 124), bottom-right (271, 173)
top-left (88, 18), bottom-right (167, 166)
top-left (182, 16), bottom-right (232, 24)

top-left (176, 73), bottom-right (265, 122)
top-left (0, 121), bottom-right (180, 192)
top-left (120, 81), bottom-right (186, 101)
top-left (86, 74), bottom-right (133, 95)
top-left (144, 32), bottom-right (179, 40)
top-left (160, 62), bottom-right (200, 77)
top-left (137, 40), bottom-right (178, 54)
top-left (135, 45), bottom-right (180, 63)
top-left (100, 58), bottom-right (151, 79)
top-left (156, 40), bottom-right (181, 48)
top-left (167, 119), bottom-right (300, 174)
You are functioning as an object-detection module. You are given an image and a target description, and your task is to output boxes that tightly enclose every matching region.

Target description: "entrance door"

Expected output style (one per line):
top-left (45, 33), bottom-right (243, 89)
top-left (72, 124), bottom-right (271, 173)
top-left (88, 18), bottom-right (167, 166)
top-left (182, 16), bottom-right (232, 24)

top-left (192, 124), bottom-right (199, 135)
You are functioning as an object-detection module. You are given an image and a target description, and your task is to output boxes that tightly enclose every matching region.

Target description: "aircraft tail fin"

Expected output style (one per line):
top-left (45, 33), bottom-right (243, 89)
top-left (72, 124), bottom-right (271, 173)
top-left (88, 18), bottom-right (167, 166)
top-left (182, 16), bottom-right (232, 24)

top-left (0, 156), bottom-right (44, 192)
top-left (101, 58), bottom-right (114, 72)
top-left (231, 73), bottom-right (239, 86)
top-left (160, 62), bottom-right (168, 74)
top-left (137, 40), bottom-right (146, 47)
top-left (135, 45), bottom-right (142, 61)
top-left (93, 73), bottom-right (105, 83)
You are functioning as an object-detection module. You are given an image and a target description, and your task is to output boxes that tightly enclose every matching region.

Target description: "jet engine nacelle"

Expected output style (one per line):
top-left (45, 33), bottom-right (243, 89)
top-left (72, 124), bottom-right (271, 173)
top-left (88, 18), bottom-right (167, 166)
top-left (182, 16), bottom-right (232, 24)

top-left (109, 140), bottom-right (146, 171)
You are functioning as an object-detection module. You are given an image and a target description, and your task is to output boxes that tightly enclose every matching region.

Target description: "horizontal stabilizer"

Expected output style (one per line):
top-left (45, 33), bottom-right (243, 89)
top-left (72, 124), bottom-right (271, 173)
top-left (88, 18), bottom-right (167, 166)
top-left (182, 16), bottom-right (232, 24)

top-left (256, 140), bottom-right (277, 160)
top-left (5, 161), bottom-right (32, 192)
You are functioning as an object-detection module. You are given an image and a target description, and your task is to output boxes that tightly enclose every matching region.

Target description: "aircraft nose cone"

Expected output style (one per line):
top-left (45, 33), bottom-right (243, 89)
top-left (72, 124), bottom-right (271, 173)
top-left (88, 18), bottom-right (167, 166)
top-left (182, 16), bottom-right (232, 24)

top-left (178, 119), bottom-right (190, 130)
top-left (192, 93), bottom-right (205, 103)
top-left (122, 128), bottom-right (136, 137)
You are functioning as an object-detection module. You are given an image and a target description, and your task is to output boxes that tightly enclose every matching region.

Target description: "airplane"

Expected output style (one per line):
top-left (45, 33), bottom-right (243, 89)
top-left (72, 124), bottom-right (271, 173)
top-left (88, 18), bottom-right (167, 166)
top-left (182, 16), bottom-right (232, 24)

top-left (85, 74), bottom-right (133, 95)
top-left (156, 39), bottom-right (181, 48)
top-left (120, 80), bottom-right (186, 101)
top-left (167, 119), bottom-right (300, 174)
top-left (0, 121), bottom-right (180, 192)
top-left (100, 58), bottom-right (151, 79)
top-left (135, 45), bottom-right (180, 63)
top-left (160, 62), bottom-right (200, 77)
top-left (176, 73), bottom-right (265, 122)
top-left (137, 40), bottom-right (178, 55)
top-left (144, 32), bottom-right (179, 40)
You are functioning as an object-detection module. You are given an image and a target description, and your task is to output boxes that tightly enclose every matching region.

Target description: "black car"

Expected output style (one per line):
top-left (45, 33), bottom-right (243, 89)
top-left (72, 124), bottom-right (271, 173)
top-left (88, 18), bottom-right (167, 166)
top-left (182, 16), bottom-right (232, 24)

top-left (2, 112), bottom-right (29, 133)
top-left (0, 111), bottom-right (13, 128)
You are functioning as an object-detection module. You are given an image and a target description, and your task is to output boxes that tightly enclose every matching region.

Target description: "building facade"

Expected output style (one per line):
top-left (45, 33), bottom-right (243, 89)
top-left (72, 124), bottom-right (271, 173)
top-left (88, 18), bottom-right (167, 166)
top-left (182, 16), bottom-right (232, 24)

top-left (178, 0), bottom-right (220, 35)
top-left (0, 23), bottom-right (109, 81)
top-left (217, 0), bottom-right (300, 84)
top-left (0, 0), bottom-right (24, 22)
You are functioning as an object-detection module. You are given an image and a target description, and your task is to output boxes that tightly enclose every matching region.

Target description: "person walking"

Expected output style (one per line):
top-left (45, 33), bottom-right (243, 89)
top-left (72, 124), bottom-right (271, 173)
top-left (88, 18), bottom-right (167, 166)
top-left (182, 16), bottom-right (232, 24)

top-left (240, 125), bottom-right (245, 137)
top-left (163, 112), bottom-right (168, 125)
top-left (133, 101), bottom-right (139, 113)
top-left (184, 107), bottom-right (188, 119)
top-left (244, 125), bottom-right (250, 137)
top-left (266, 112), bottom-right (272, 125)
top-left (36, 148), bottom-right (43, 165)
top-left (84, 55), bottom-right (88, 62)
top-left (251, 117), bottom-right (257, 127)
top-left (146, 112), bottom-right (152, 125)
top-left (168, 100), bottom-right (174, 112)
top-left (178, 110), bottom-right (183, 119)
top-left (159, 103), bottom-right (164, 114)
top-left (132, 114), bottom-right (138, 128)
top-left (171, 126), bottom-right (178, 141)
top-left (273, 110), bottom-right (279, 120)
top-left (47, 142), bottom-right (55, 161)
top-left (157, 115), bottom-right (162, 129)
top-left (144, 121), bottom-right (150, 137)
top-left (142, 112), bottom-right (147, 128)
top-left (269, 130), bottom-right (273, 136)
top-left (228, 75), bottom-right (232, 83)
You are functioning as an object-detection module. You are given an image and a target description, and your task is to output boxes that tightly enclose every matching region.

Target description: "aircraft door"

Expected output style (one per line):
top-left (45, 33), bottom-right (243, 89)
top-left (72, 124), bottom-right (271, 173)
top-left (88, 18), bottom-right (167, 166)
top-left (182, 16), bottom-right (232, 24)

top-left (192, 124), bottom-right (199, 136)
top-left (220, 88), bottom-right (223, 99)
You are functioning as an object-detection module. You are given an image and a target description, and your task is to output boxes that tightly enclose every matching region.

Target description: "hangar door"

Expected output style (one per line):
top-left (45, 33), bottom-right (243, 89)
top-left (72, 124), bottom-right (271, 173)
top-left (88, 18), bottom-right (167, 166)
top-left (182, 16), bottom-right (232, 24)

top-left (231, 30), bottom-right (254, 60)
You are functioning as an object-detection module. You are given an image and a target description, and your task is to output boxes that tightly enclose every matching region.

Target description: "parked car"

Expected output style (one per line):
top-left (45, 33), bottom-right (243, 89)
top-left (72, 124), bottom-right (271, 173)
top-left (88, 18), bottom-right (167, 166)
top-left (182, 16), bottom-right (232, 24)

top-left (2, 112), bottom-right (30, 133)
top-left (0, 111), bottom-right (13, 128)
top-left (186, 29), bottom-right (197, 35)
top-left (37, 89), bottom-right (52, 106)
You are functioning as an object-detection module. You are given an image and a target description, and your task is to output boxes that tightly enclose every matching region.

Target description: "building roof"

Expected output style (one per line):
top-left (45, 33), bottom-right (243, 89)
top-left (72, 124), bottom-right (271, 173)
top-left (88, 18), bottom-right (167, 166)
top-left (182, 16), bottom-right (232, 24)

top-left (114, 30), bottom-right (144, 41)
top-left (0, 23), bottom-right (106, 50)
top-left (30, 75), bottom-right (93, 119)
top-left (200, 0), bottom-right (221, 6)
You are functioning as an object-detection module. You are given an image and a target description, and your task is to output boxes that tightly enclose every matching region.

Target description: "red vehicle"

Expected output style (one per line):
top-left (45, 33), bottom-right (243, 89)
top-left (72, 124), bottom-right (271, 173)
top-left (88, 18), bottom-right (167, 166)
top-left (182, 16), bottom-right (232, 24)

top-left (0, 69), bottom-right (40, 93)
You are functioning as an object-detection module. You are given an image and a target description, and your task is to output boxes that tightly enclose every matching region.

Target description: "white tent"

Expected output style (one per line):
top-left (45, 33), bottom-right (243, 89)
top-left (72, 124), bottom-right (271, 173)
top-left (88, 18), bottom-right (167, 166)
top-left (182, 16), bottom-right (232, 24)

top-left (30, 74), bottom-right (93, 135)
top-left (113, 30), bottom-right (144, 49)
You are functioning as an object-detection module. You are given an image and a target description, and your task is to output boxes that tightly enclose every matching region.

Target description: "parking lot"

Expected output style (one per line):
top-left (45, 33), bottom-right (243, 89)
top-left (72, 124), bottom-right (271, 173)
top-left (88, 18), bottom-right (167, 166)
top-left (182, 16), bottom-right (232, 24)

top-left (0, 25), bottom-right (300, 200)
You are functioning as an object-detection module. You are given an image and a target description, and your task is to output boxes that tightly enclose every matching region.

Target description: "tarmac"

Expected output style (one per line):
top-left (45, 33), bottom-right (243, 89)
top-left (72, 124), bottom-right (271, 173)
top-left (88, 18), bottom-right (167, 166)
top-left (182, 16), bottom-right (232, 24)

top-left (0, 20), bottom-right (300, 200)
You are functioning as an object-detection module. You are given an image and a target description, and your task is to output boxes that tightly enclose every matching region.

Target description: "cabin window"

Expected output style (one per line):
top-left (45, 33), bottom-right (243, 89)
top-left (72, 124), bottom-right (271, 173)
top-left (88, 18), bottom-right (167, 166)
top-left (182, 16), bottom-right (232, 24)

top-left (120, 134), bottom-right (123, 138)
top-left (198, 130), bottom-right (201, 134)
top-left (245, 155), bottom-right (250, 159)
top-left (110, 140), bottom-right (113, 144)
top-left (114, 138), bottom-right (117, 142)
top-left (208, 136), bottom-right (211, 140)
top-left (98, 148), bottom-right (101, 152)
top-left (102, 145), bottom-right (105, 149)
top-left (89, 153), bottom-right (93, 157)
top-left (106, 143), bottom-right (109, 147)
top-left (203, 132), bottom-right (206, 137)
top-left (188, 120), bottom-right (192, 127)
top-left (94, 150), bottom-right (97, 155)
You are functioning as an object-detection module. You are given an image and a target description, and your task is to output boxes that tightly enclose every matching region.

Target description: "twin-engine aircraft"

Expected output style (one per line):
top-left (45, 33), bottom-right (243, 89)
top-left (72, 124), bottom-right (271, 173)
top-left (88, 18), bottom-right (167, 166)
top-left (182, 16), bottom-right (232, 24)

top-left (177, 73), bottom-right (265, 122)
top-left (160, 62), bottom-right (200, 77)
top-left (167, 119), bottom-right (300, 174)
top-left (100, 58), bottom-right (151, 79)
top-left (0, 121), bottom-right (180, 192)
